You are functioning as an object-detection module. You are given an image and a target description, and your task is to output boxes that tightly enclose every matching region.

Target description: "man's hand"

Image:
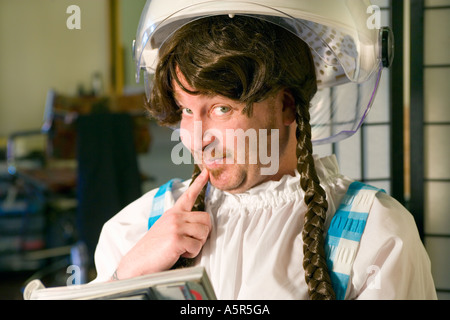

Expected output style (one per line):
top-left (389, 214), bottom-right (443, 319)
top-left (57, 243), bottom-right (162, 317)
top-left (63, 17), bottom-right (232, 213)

top-left (113, 169), bottom-right (211, 280)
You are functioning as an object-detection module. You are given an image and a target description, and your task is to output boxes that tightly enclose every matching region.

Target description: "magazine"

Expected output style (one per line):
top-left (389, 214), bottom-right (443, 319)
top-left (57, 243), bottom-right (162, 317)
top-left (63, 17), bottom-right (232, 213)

top-left (23, 266), bottom-right (216, 300)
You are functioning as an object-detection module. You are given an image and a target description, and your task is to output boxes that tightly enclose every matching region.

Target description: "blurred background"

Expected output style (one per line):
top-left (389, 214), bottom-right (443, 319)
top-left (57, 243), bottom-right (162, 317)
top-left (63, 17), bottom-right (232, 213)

top-left (0, 0), bottom-right (448, 299)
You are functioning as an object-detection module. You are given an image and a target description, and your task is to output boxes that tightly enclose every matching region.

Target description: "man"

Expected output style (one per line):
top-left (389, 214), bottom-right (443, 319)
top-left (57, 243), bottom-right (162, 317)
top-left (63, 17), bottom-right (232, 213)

top-left (93, 3), bottom-right (436, 300)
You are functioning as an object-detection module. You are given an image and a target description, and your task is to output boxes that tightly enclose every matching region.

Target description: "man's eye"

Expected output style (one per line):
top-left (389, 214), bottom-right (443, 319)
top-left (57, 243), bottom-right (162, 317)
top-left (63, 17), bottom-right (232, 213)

top-left (212, 106), bottom-right (231, 116)
top-left (181, 108), bottom-right (193, 115)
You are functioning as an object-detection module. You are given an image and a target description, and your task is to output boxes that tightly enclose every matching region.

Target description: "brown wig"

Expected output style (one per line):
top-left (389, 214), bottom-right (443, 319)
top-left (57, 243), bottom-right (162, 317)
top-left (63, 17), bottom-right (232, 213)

top-left (148, 15), bottom-right (336, 300)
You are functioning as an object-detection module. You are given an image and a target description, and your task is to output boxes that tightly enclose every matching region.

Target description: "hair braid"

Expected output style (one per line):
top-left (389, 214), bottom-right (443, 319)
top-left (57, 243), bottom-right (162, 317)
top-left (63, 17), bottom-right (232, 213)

top-left (296, 104), bottom-right (336, 300)
top-left (189, 164), bottom-right (207, 212)
top-left (172, 164), bottom-right (207, 269)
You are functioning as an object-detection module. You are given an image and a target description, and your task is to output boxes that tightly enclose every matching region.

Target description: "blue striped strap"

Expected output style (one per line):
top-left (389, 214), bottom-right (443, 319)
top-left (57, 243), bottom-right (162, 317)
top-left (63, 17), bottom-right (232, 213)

top-left (325, 181), bottom-right (385, 300)
top-left (148, 179), bottom-right (181, 230)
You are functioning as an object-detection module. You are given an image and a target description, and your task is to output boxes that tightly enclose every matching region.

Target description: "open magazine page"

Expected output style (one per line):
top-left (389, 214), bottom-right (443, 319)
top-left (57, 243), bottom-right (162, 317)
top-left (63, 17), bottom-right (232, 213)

top-left (23, 266), bottom-right (216, 300)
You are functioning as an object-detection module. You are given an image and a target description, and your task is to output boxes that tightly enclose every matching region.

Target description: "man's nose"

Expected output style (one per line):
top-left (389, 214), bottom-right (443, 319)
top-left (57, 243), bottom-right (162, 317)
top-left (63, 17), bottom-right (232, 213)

top-left (191, 120), bottom-right (217, 153)
top-left (202, 130), bottom-right (217, 151)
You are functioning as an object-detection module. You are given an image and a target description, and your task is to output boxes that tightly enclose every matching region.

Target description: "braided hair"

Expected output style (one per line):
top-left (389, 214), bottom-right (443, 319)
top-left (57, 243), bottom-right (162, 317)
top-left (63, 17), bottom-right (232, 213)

top-left (296, 96), bottom-right (336, 300)
top-left (149, 15), bottom-right (336, 300)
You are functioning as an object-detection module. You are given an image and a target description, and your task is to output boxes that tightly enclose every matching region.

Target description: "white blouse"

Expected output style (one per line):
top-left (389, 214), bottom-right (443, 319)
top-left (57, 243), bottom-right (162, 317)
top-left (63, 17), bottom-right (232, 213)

top-left (93, 155), bottom-right (437, 300)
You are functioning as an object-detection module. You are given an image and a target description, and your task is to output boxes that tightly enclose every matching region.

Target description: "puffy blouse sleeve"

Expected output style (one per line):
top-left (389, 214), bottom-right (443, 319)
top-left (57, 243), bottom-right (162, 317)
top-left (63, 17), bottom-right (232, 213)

top-left (91, 189), bottom-right (157, 283)
top-left (91, 180), bottom-right (189, 283)
top-left (348, 192), bottom-right (437, 299)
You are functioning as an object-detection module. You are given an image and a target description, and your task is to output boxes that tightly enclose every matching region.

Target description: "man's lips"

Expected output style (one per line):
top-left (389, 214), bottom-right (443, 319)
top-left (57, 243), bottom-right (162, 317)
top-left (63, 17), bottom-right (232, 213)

top-left (203, 157), bottom-right (227, 166)
top-left (194, 149), bottom-right (232, 166)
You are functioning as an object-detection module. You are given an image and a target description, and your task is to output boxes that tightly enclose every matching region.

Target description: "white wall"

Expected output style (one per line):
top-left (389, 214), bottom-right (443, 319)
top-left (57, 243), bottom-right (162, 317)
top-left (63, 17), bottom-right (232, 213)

top-left (0, 0), bottom-right (110, 137)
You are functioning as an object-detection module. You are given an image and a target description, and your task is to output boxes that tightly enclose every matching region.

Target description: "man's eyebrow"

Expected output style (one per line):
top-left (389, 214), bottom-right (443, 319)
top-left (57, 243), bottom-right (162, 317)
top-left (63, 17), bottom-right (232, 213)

top-left (174, 100), bottom-right (185, 109)
top-left (172, 94), bottom-right (182, 108)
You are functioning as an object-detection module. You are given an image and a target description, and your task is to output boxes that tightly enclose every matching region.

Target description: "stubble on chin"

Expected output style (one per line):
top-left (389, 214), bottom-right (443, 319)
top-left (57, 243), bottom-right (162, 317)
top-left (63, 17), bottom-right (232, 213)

top-left (207, 165), bottom-right (254, 194)
top-left (208, 167), bottom-right (223, 180)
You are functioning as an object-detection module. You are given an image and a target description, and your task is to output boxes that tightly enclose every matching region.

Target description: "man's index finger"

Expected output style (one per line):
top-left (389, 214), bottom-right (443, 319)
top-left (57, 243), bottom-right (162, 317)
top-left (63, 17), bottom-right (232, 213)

top-left (176, 168), bottom-right (208, 211)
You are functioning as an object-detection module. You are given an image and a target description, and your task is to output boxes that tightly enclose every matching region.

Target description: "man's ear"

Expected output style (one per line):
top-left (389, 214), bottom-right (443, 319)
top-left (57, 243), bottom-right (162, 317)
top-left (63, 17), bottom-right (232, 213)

top-left (281, 89), bottom-right (296, 126)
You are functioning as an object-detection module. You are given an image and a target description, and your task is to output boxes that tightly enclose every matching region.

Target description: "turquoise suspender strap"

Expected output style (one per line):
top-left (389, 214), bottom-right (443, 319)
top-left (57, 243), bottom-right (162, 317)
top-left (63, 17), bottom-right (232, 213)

top-left (148, 179), bottom-right (181, 230)
top-left (325, 181), bottom-right (385, 300)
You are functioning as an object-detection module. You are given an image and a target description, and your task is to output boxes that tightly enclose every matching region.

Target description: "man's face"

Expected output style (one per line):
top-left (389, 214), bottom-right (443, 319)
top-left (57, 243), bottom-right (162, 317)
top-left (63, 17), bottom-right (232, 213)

top-left (173, 75), bottom-right (297, 194)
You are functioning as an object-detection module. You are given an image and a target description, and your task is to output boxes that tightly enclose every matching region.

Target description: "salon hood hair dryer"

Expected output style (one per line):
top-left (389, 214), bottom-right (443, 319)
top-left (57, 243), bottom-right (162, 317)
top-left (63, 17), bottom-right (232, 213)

top-left (133, 0), bottom-right (394, 144)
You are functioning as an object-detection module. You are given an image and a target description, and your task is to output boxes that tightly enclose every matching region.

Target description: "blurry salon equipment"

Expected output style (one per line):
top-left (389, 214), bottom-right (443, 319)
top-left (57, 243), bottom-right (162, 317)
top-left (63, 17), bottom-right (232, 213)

top-left (2, 89), bottom-right (151, 286)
